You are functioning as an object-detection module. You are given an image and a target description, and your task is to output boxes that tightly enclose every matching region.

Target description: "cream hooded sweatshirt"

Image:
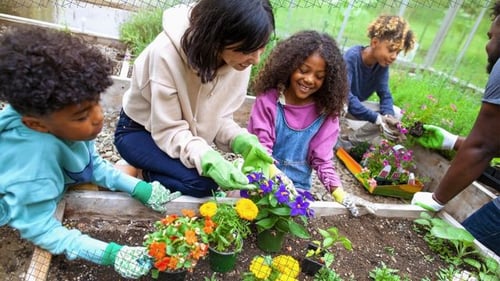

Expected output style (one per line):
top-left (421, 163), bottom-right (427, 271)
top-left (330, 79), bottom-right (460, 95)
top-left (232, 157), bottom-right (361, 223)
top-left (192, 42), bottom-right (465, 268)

top-left (122, 4), bottom-right (249, 174)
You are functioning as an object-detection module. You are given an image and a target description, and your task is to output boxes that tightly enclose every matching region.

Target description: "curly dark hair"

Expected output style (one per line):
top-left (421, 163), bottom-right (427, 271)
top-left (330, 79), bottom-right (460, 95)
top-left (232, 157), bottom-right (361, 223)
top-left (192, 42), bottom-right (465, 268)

top-left (0, 26), bottom-right (113, 116)
top-left (181, 0), bottom-right (275, 83)
top-left (251, 30), bottom-right (348, 118)
top-left (367, 15), bottom-right (415, 55)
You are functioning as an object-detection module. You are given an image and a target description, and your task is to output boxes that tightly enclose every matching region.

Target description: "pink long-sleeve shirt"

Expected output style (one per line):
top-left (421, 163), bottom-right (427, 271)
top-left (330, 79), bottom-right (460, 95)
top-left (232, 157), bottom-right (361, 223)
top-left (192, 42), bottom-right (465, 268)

top-left (248, 89), bottom-right (342, 190)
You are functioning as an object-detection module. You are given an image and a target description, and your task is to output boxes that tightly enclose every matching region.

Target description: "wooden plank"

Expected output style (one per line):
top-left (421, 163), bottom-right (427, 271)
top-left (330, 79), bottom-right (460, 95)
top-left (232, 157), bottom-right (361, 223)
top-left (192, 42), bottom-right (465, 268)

top-left (24, 200), bottom-right (66, 281)
top-left (63, 190), bottom-right (425, 220)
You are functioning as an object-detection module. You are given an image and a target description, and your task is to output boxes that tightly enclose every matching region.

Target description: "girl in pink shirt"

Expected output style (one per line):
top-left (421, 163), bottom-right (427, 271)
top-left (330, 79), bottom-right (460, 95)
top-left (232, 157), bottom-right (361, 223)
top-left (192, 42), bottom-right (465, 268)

top-left (248, 30), bottom-right (358, 214)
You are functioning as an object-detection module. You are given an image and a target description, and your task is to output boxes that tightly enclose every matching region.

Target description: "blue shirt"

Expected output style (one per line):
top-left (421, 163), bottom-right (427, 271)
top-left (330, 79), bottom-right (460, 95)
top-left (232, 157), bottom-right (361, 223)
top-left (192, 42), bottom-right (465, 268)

top-left (0, 105), bottom-right (140, 264)
top-left (344, 45), bottom-right (395, 122)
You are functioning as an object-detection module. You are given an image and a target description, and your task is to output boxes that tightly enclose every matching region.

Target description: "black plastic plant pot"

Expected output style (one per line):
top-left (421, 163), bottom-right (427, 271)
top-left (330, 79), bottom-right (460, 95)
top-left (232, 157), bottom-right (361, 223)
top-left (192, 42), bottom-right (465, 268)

top-left (477, 166), bottom-right (500, 192)
top-left (301, 256), bottom-right (324, 276)
top-left (301, 243), bottom-right (325, 276)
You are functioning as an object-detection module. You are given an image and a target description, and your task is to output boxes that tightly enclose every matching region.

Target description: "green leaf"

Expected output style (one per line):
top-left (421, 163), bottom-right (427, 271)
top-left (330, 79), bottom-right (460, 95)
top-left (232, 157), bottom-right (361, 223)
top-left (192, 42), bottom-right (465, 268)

top-left (288, 220), bottom-right (310, 239)
top-left (267, 206), bottom-right (291, 216)
top-left (430, 225), bottom-right (475, 242)
top-left (256, 217), bottom-right (278, 229)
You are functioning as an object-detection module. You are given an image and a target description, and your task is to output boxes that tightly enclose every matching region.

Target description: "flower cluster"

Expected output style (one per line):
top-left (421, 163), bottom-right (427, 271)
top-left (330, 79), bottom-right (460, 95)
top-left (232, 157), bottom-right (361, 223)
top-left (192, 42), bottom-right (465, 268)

top-left (241, 171), bottom-right (315, 239)
top-left (242, 255), bottom-right (301, 281)
top-left (199, 198), bottom-right (258, 253)
top-left (356, 139), bottom-right (418, 187)
top-left (143, 209), bottom-right (209, 278)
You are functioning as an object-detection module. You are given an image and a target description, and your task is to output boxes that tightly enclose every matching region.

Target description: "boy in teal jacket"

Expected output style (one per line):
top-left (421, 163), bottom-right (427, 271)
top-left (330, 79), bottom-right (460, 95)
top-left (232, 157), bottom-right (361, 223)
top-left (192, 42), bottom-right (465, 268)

top-left (0, 26), bottom-right (180, 279)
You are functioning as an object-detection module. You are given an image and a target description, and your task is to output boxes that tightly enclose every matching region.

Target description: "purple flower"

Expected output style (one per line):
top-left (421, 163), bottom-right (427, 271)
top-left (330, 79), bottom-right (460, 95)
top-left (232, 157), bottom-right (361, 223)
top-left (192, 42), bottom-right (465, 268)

top-left (289, 196), bottom-right (309, 216)
top-left (274, 185), bottom-right (290, 204)
top-left (298, 189), bottom-right (314, 201)
top-left (260, 180), bottom-right (273, 194)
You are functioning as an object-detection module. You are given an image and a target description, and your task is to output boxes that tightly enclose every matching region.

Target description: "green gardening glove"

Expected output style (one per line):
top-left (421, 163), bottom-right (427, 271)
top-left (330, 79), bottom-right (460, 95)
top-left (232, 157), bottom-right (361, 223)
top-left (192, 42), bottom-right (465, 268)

top-left (231, 133), bottom-right (274, 178)
top-left (201, 150), bottom-right (255, 190)
top-left (132, 181), bottom-right (182, 212)
top-left (102, 242), bottom-right (151, 279)
top-left (416, 125), bottom-right (458, 150)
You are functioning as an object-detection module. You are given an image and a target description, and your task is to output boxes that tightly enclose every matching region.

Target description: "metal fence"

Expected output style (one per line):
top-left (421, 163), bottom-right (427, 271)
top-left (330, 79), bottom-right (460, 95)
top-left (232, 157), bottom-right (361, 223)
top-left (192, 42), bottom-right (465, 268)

top-left (0, 0), bottom-right (496, 89)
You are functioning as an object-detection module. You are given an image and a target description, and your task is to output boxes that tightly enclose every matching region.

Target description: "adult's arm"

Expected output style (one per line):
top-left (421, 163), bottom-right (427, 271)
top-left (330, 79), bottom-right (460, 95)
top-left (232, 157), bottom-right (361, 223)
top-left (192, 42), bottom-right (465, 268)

top-left (434, 101), bottom-right (500, 203)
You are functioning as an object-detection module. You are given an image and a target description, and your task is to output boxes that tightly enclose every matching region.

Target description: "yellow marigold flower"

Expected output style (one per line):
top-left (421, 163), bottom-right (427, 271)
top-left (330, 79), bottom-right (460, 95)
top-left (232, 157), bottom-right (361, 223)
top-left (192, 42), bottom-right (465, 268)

top-left (272, 255), bottom-right (300, 277)
top-left (199, 201), bottom-right (217, 217)
top-left (276, 273), bottom-right (299, 281)
top-left (249, 256), bottom-right (272, 279)
top-left (235, 198), bottom-right (258, 221)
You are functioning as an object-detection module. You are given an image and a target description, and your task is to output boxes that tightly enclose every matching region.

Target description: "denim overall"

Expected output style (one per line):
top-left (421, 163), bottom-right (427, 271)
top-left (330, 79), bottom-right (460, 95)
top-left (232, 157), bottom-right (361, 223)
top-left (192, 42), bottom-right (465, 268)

top-left (273, 103), bottom-right (325, 190)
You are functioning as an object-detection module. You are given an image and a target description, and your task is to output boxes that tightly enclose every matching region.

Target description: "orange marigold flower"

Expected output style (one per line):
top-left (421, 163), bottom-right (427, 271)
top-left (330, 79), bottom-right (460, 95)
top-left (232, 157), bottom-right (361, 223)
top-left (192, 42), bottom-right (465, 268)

top-left (167, 257), bottom-right (178, 270)
top-left (191, 243), bottom-right (208, 259)
top-left (161, 214), bottom-right (178, 225)
top-left (154, 257), bottom-right (170, 272)
top-left (185, 229), bottom-right (198, 244)
top-left (182, 209), bottom-right (196, 218)
top-left (148, 241), bottom-right (166, 261)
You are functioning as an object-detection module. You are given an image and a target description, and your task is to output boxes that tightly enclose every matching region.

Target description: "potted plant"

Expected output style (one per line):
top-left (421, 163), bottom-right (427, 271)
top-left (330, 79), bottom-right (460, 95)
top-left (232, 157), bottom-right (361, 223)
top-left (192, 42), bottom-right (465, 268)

top-left (199, 198), bottom-right (258, 273)
top-left (242, 254), bottom-right (301, 281)
top-left (240, 171), bottom-right (315, 253)
top-left (143, 209), bottom-right (210, 280)
top-left (302, 227), bottom-right (352, 277)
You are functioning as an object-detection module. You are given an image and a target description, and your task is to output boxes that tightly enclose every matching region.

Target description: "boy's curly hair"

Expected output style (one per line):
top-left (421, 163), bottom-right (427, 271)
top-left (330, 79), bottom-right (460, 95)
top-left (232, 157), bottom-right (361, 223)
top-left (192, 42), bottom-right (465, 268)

top-left (367, 15), bottom-right (416, 55)
top-left (251, 30), bottom-right (348, 118)
top-left (0, 26), bottom-right (113, 116)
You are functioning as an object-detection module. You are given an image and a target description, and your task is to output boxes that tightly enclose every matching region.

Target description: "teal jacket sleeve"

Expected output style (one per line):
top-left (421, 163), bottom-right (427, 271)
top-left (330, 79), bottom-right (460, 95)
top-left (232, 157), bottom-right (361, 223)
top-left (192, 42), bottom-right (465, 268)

top-left (4, 178), bottom-right (111, 264)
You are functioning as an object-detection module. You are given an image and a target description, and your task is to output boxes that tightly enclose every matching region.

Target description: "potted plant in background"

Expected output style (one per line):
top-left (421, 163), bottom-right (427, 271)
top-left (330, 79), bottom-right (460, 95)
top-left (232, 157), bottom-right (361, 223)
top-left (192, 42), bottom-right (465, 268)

top-left (199, 198), bottom-right (258, 273)
top-left (241, 171), bottom-right (315, 253)
top-left (242, 254), bottom-right (301, 281)
top-left (301, 226), bottom-right (352, 277)
top-left (143, 209), bottom-right (209, 280)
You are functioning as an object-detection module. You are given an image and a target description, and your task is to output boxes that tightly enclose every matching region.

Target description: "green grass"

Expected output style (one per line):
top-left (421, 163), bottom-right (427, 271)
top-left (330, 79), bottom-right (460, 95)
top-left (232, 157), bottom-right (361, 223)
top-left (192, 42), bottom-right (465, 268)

top-left (119, 8), bottom-right (163, 57)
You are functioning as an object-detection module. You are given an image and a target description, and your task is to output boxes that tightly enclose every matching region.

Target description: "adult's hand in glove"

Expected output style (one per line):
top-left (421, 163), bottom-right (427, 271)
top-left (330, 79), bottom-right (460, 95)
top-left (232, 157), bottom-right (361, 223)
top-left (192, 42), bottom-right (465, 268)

top-left (416, 125), bottom-right (458, 150)
top-left (232, 133), bottom-right (274, 178)
top-left (376, 114), bottom-right (401, 141)
top-left (103, 242), bottom-right (151, 279)
top-left (332, 187), bottom-right (360, 217)
top-left (132, 181), bottom-right (182, 213)
top-left (411, 192), bottom-right (445, 212)
top-left (201, 150), bottom-right (254, 190)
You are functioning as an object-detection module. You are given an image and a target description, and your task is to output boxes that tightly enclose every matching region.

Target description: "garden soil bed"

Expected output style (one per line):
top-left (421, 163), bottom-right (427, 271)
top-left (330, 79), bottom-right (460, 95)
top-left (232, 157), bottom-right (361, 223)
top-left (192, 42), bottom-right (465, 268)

top-left (0, 214), bottom-right (447, 281)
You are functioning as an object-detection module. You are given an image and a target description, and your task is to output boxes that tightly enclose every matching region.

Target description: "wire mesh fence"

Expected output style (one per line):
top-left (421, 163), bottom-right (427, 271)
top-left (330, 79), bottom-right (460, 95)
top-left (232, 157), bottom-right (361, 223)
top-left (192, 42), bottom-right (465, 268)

top-left (0, 0), bottom-right (495, 89)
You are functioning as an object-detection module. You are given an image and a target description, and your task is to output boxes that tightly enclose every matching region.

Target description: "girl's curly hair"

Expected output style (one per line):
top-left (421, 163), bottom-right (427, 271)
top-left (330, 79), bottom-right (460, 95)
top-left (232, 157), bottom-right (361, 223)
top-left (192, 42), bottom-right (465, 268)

top-left (251, 30), bottom-right (348, 118)
top-left (367, 15), bottom-right (416, 55)
top-left (0, 26), bottom-right (113, 116)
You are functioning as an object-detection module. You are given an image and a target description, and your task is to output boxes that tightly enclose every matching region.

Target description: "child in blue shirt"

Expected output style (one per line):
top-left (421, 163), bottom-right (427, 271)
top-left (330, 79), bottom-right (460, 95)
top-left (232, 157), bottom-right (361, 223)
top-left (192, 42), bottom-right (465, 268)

top-left (342, 15), bottom-right (416, 146)
top-left (0, 26), bottom-right (180, 279)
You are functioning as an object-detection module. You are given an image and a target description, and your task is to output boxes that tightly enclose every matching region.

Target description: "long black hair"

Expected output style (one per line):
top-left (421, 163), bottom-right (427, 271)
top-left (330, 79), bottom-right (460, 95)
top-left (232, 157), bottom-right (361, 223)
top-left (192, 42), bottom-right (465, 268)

top-left (181, 0), bottom-right (275, 83)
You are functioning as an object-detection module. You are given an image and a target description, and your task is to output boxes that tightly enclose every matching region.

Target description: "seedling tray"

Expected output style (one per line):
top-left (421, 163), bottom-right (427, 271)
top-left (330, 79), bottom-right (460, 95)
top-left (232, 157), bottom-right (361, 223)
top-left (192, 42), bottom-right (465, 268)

top-left (336, 147), bottom-right (424, 199)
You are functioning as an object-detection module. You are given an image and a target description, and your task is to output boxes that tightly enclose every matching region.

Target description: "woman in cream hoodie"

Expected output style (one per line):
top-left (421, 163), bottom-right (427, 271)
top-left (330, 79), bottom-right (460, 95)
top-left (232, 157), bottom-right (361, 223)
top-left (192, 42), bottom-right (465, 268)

top-left (114, 0), bottom-right (275, 197)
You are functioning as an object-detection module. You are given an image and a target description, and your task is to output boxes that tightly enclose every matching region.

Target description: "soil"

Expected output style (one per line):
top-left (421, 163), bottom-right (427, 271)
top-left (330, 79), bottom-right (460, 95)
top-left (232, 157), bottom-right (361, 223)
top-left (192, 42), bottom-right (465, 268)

top-left (0, 214), bottom-right (448, 281)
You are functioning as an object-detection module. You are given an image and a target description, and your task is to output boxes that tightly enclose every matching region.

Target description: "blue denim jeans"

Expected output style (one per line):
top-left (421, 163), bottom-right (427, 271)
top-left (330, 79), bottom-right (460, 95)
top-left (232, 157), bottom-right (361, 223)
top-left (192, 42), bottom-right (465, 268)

top-left (114, 110), bottom-right (218, 198)
top-left (462, 198), bottom-right (500, 256)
